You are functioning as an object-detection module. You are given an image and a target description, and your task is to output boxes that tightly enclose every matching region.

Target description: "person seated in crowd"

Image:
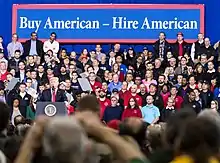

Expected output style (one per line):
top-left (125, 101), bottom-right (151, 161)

top-left (161, 97), bottom-right (176, 122)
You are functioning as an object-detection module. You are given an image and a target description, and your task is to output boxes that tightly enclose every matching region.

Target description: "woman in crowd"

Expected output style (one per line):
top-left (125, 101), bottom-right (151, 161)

top-left (121, 97), bottom-right (142, 120)
top-left (210, 100), bottom-right (219, 112)
top-left (111, 63), bottom-right (124, 82)
top-left (142, 70), bottom-right (157, 91)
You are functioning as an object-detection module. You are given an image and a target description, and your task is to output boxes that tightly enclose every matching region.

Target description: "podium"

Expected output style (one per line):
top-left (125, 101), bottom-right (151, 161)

top-left (36, 102), bottom-right (67, 117)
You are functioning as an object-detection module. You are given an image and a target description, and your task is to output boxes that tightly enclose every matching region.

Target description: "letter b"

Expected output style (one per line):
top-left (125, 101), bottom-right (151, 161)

top-left (19, 17), bottom-right (28, 28)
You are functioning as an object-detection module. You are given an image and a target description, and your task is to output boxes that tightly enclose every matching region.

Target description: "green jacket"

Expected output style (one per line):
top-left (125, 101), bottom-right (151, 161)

top-left (26, 106), bottom-right (35, 120)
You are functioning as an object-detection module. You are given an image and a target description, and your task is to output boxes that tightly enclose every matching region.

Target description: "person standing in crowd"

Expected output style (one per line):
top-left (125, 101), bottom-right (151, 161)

top-left (121, 97), bottom-right (142, 120)
top-left (200, 80), bottom-right (213, 108)
top-left (190, 33), bottom-right (205, 62)
top-left (201, 37), bottom-right (215, 62)
top-left (7, 33), bottom-right (23, 59)
top-left (153, 32), bottom-right (171, 61)
top-left (108, 73), bottom-right (122, 93)
top-left (172, 32), bottom-right (189, 61)
top-left (98, 89), bottom-right (111, 119)
top-left (141, 95), bottom-right (160, 124)
top-left (102, 96), bottom-right (123, 123)
top-left (43, 32), bottom-right (59, 55)
top-left (0, 61), bottom-right (8, 82)
top-left (23, 32), bottom-right (44, 59)
top-left (161, 97), bottom-right (176, 122)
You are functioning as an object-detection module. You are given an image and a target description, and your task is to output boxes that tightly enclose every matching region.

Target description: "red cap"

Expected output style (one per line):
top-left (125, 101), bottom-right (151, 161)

top-left (107, 120), bottom-right (120, 130)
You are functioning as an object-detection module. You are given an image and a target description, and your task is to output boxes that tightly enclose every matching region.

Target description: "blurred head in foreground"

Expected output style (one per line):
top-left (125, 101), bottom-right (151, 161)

top-left (42, 117), bottom-right (99, 163)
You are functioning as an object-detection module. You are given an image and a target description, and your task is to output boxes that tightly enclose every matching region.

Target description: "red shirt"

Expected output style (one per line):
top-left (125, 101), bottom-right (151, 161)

top-left (0, 71), bottom-right (8, 82)
top-left (124, 93), bottom-right (142, 108)
top-left (99, 98), bottom-right (111, 119)
top-left (121, 108), bottom-right (142, 121)
top-left (179, 43), bottom-right (183, 56)
top-left (90, 81), bottom-right (102, 91)
top-left (119, 90), bottom-right (131, 100)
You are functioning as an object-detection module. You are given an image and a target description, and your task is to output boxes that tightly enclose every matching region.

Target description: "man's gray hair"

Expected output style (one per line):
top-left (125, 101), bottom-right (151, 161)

top-left (42, 116), bottom-right (90, 163)
top-left (198, 109), bottom-right (220, 131)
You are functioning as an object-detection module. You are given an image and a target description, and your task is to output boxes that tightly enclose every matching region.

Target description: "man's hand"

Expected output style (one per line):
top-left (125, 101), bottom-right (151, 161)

top-left (24, 116), bottom-right (49, 150)
top-left (75, 111), bottom-right (104, 134)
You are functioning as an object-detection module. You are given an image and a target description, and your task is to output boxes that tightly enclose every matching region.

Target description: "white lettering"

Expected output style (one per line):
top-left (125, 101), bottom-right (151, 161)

top-left (141, 17), bottom-right (151, 29)
top-left (44, 17), bottom-right (53, 29)
top-left (142, 17), bottom-right (198, 30)
top-left (112, 17), bottom-right (139, 29)
top-left (19, 17), bottom-right (41, 32)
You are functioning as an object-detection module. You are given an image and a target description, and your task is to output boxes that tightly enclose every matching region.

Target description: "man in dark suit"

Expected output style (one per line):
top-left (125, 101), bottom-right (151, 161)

top-left (40, 77), bottom-right (67, 102)
top-left (23, 32), bottom-right (44, 59)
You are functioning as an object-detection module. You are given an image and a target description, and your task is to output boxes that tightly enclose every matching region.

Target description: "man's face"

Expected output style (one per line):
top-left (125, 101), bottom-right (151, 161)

top-left (12, 34), bottom-right (18, 42)
top-left (149, 85), bottom-right (156, 93)
top-left (88, 67), bottom-right (94, 74)
top-left (89, 73), bottom-right (96, 81)
top-left (198, 33), bottom-right (204, 41)
top-left (109, 52), bottom-right (116, 58)
top-left (50, 78), bottom-right (59, 88)
top-left (116, 56), bottom-right (122, 63)
top-left (202, 83), bottom-right (208, 90)
top-left (122, 82), bottom-right (128, 90)
top-left (146, 96), bottom-right (153, 105)
top-left (0, 62), bottom-right (7, 70)
top-left (31, 33), bottom-right (37, 40)
top-left (19, 84), bottom-right (26, 92)
top-left (177, 75), bottom-right (183, 83)
top-left (204, 38), bottom-right (210, 46)
top-left (65, 80), bottom-right (71, 87)
top-left (92, 60), bottom-right (99, 67)
top-left (131, 85), bottom-right (137, 93)
top-left (159, 33), bottom-right (165, 40)
top-left (28, 57), bottom-right (34, 64)
top-left (60, 67), bottom-right (66, 73)
top-left (208, 62), bottom-right (214, 70)
top-left (177, 34), bottom-right (183, 41)
top-left (38, 66), bottom-right (44, 73)
top-left (96, 45), bottom-right (102, 52)
top-left (90, 51), bottom-right (97, 58)
top-left (140, 84), bottom-right (146, 92)
top-left (170, 88), bottom-right (177, 95)
top-left (158, 76), bottom-right (165, 84)
top-left (6, 74), bottom-right (13, 81)
top-left (189, 92), bottom-right (196, 101)
top-left (18, 62), bottom-right (25, 70)
top-left (14, 52), bottom-right (20, 59)
top-left (26, 79), bottom-right (32, 88)
top-left (113, 74), bottom-right (119, 83)
top-left (31, 72), bottom-right (37, 79)
top-left (194, 89), bottom-right (200, 97)
top-left (126, 74), bottom-right (133, 82)
top-left (50, 34), bottom-right (56, 41)
top-left (111, 97), bottom-right (118, 106)
top-left (0, 53), bottom-right (3, 59)
top-left (201, 56), bottom-right (207, 63)
top-left (180, 58), bottom-right (187, 65)
top-left (114, 44), bottom-right (120, 51)
top-left (39, 85), bottom-right (45, 92)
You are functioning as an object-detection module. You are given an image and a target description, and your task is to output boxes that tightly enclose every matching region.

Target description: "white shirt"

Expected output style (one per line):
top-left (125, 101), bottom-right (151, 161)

top-left (109, 57), bottom-right (115, 66)
top-left (11, 108), bottom-right (21, 126)
top-left (191, 40), bottom-right (204, 61)
top-left (43, 40), bottom-right (59, 54)
top-left (19, 92), bottom-right (26, 99)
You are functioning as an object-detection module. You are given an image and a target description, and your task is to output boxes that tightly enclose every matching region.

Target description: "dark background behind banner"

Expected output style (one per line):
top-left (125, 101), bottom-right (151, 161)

top-left (0, 0), bottom-right (219, 53)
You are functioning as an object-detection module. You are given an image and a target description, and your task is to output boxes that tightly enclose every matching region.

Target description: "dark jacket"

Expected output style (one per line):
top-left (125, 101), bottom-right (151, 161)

top-left (39, 89), bottom-right (67, 102)
top-left (172, 41), bottom-right (190, 59)
top-left (153, 39), bottom-right (171, 60)
top-left (23, 39), bottom-right (44, 58)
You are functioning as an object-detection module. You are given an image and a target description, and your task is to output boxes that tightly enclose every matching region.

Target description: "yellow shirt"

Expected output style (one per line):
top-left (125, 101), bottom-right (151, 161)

top-left (171, 155), bottom-right (219, 163)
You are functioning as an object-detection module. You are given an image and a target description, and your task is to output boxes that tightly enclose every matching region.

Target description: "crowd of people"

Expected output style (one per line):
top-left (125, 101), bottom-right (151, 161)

top-left (0, 30), bottom-right (219, 162)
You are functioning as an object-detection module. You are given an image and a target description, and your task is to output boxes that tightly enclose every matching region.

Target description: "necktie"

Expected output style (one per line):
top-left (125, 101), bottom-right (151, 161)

top-left (111, 59), bottom-right (113, 66)
top-left (52, 90), bottom-right (56, 102)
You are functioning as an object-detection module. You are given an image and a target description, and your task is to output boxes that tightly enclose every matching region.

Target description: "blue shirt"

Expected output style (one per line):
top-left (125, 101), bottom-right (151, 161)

top-left (141, 104), bottom-right (160, 124)
top-left (108, 81), bottom-right (122, 93)
top-left (29, 40), bottom-right (37, 56)
top-left (120, 64), bottom-right (127, 75)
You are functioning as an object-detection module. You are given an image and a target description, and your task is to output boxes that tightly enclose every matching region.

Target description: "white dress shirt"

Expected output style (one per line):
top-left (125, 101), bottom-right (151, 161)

top-left (43, 40), bottom-right (59, 54)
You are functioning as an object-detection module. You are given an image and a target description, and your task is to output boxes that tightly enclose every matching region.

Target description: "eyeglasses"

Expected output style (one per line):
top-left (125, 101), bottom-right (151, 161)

top-left (129, 100), bottom-right (135, 102)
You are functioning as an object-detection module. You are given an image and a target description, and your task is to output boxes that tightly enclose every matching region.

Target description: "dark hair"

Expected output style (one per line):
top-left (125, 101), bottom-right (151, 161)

top-left (176, 118), bottom-right (220, 163)
top-left (77, 95), bottom-right (100, 113)
top-left (50, 32), bottom-right (56, 36)
top-left (0, 102), bottom-right (10, 132)
top-left (31, 32), bottom-right (37, 36)
top-left (127, 97), bottom-right (139, 109)
top-left (14, 115), bottom-right (25, 127)
top-left (14, 50), bottom-right (21, 54)
top-left (163, 109), bottom-right (196, 148)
